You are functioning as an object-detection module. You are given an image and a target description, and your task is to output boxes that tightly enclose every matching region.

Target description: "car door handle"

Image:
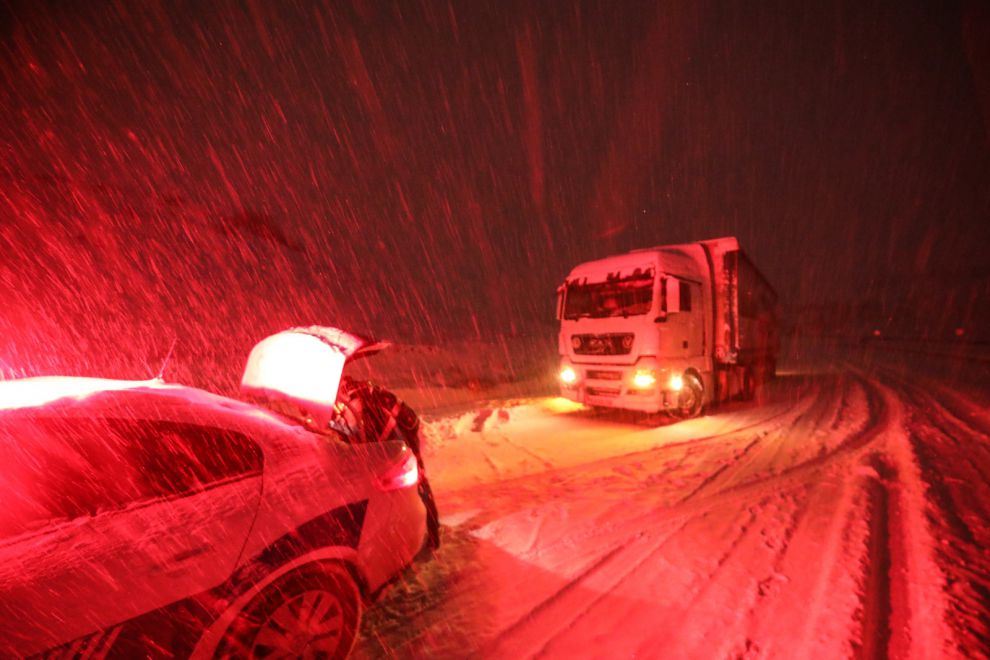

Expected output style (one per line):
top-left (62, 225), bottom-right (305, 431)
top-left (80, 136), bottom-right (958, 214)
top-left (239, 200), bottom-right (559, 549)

top-left (171, 545), bottom-right (211, 563)
top-left (150, 544), bottom-right (212, 574)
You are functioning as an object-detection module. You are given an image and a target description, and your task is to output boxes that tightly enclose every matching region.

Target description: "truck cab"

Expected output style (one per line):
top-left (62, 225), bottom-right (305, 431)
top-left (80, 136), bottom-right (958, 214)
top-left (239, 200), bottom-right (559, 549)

top-left (556, 237), bottom-right (777, 417)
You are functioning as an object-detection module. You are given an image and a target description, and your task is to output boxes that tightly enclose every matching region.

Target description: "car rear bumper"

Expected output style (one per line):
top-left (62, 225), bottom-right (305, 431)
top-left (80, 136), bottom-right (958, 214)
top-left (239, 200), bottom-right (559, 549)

top-left (358, 485), bottom-right (428, 595)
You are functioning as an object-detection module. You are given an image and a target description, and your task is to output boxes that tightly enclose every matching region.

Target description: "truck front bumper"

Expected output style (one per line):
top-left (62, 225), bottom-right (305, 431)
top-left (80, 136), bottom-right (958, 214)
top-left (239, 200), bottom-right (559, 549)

top-left (559, 363), bottom-right (678, 414)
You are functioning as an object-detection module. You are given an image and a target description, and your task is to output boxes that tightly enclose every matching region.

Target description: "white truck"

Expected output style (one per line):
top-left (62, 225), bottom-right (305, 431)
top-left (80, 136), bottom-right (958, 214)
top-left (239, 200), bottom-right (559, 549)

top-left (556, 237), bottom-right (778, 418)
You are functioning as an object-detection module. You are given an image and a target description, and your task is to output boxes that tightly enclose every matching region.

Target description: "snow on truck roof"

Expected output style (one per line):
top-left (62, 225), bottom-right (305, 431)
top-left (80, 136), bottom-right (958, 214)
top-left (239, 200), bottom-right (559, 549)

top-left (627, 236), bottom-right (739, 256)
top-left (565, 237), bottom-right (741, 281)
top-left (565, 251), bottom-right (658, 280)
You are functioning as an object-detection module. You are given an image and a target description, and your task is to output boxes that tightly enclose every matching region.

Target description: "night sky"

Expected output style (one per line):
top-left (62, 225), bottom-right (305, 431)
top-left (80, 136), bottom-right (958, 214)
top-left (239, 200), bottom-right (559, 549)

top-left (1, 0), bottom-right (988, 383)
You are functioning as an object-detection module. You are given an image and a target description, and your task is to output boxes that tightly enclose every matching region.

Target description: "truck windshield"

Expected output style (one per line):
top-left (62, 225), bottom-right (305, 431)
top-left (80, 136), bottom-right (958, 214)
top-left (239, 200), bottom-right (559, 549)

top-left (564, 270), bottom-right (654, 319)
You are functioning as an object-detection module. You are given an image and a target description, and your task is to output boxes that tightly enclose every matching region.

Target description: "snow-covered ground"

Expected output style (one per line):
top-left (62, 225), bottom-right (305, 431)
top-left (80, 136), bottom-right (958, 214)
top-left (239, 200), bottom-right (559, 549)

top-left (354, 345), bottom-right (990, 658)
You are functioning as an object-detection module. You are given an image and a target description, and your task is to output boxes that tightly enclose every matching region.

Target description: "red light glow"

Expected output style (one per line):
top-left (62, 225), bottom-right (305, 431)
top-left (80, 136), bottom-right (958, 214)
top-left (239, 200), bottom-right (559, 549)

top-left (0, 377), bottom-right (157, 411)
top-left (377, 452), bottom-right (419, 491)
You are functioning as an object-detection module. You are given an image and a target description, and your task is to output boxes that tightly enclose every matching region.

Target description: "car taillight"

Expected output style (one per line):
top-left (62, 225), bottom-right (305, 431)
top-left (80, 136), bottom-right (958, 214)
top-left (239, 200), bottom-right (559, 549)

top-left (377, 452), bottom-right (419, 491)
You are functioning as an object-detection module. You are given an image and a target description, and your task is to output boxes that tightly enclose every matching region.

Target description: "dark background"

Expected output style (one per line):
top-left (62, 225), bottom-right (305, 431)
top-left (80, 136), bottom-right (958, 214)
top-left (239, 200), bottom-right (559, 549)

top-left (2, 0), bottom-right (988, 386)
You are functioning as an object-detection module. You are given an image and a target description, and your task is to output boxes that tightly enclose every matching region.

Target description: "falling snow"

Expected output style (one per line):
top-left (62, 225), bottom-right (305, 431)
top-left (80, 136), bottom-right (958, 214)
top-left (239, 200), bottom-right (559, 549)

top-left (1, 0), bottom-right (989, 657)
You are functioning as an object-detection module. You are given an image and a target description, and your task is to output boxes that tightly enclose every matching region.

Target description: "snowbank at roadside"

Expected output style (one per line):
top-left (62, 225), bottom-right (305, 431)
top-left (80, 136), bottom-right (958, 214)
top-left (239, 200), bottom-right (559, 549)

top-left (342, 334), bottom-right (558, 415)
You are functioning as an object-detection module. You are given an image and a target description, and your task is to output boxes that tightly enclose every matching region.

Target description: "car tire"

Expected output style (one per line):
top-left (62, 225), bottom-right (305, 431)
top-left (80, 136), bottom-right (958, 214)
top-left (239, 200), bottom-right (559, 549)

top-left (219, 562), bottom-right (362, 659)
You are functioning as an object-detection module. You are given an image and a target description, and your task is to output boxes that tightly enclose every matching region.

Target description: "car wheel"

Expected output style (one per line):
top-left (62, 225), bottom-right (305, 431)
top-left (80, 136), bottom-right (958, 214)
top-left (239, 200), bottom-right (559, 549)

top-left (220, 562), bottom-right (361, 659)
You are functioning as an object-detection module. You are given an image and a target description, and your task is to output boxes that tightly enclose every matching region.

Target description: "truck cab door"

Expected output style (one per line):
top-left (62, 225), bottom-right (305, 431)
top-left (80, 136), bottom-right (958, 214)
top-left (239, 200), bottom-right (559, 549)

top-left (683, 281), bottom-right (705, 357)
top-left (660, 278), bottom-right (704, 359)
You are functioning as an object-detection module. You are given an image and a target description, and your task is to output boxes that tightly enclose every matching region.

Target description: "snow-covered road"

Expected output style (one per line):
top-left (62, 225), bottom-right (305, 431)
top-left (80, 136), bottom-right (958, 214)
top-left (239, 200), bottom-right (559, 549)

top-left (356, 353), bottom-right (990, 658)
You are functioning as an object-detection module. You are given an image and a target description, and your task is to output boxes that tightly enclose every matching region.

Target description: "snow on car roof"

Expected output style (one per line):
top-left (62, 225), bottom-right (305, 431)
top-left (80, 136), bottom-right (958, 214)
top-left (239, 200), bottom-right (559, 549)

top-left (0, 376), bottom-right (285, 426)
top-left (0, 376), bottom-right (170, 411)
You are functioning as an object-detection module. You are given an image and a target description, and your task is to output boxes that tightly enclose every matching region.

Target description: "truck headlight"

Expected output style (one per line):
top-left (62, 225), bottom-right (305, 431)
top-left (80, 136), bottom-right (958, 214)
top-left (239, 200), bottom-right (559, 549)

top-left (631, 369), bottom-right (656, 389)
top-left (669, 374), bottom-right (684, 391)
top-left (559, 366), bottom-right (578, 385)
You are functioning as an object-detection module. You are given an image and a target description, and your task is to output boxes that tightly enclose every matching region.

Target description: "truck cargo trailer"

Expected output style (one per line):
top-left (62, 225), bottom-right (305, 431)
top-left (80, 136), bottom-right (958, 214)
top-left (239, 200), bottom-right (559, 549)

top-left (556, 237), bottom-right (778, 418)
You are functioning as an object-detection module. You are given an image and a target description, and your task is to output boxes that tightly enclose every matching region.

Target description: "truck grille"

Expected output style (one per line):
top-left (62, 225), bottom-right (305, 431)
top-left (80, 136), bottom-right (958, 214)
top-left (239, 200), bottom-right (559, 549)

top-left (587, 369), bottom-right (623, 381)
top-left (572, 333), bottom-right (634, 356)
top-left (586, 386), bottom-right (621, 397)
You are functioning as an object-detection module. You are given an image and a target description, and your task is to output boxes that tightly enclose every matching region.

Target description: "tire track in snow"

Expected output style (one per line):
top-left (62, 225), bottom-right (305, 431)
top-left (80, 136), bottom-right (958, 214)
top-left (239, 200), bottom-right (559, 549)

top-left (858, 374), bottom-right (953, 659)
top-left (878, 371), bottom-right (990, 527)
top-left (502, 375), bottom-right (886, 568)
top-left (753, 468), bottom-right (867, 658)
top-left (829, 372), bottom-right (854, 432)
top-left (523, 492), bottom-right (807, 658)
top-left (675, 435), bottom-right (762, 504)
top-left (756, 373), bottom-right (854, 474)
top-left (523, 500), bottom-right (769, 659)
top-left (438, 389), bottom-right (819, 531)
top-left (860, 458), bottom-right (894, 660)
top-left (455, 377), bottom-right (874, 584)
top-left (670, 385), bottom-right (827, 504)
top-left (728, 489), bottom-right (818, 649)
top-left (901, 386), bottom-right (990, 493)
top-left (747, 373), bottom-right (849, 482)
top-left (628, 493), bottom-right (809, 657)
top-left (826, 371), bottom-right (888, 457)
top-left (371, 370), bottom-right (931, 657)
top-left (499, 435), bottom-right (556, 471)
top-left (436, 373), bottom-right (821, 509)
top-left (483, 518), bottom-right (694, 658)
top-left (753, 371), bottom-right (890, 487)
top-left (677, 373), bottom-right (873, 504)
top-left (486, 474), bottom-right (869, 657)
top-left (484, 392), bottom-right (886, 651)
top-left (878, 364), bottom-right (990, 454)
top-left (929, 383), bottom-right (990, 438)
top-left (875, 370), bottom-right (990, 653)
top-left (480, 451), bottom-right (501, 476)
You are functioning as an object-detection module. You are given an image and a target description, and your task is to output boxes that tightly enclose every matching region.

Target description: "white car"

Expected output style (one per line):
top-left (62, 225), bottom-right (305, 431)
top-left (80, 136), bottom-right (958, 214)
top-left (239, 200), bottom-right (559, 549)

top-left (0, 329), bottom-right (433, 658)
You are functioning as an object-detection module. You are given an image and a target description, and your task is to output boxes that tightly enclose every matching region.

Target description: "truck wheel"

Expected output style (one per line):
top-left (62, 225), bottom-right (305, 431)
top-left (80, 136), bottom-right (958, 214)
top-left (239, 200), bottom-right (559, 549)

top-left (672, 374), bottom-right (704, 419)
top-left (741, 367), bottom-right (756, 401)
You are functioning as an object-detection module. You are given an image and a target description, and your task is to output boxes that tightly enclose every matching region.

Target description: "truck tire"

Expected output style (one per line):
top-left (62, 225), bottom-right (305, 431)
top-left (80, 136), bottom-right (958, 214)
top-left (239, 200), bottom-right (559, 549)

top-left (741, 367), bottom-right (756, 401)
top-left (672, 373), bottom-right (704, 419)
